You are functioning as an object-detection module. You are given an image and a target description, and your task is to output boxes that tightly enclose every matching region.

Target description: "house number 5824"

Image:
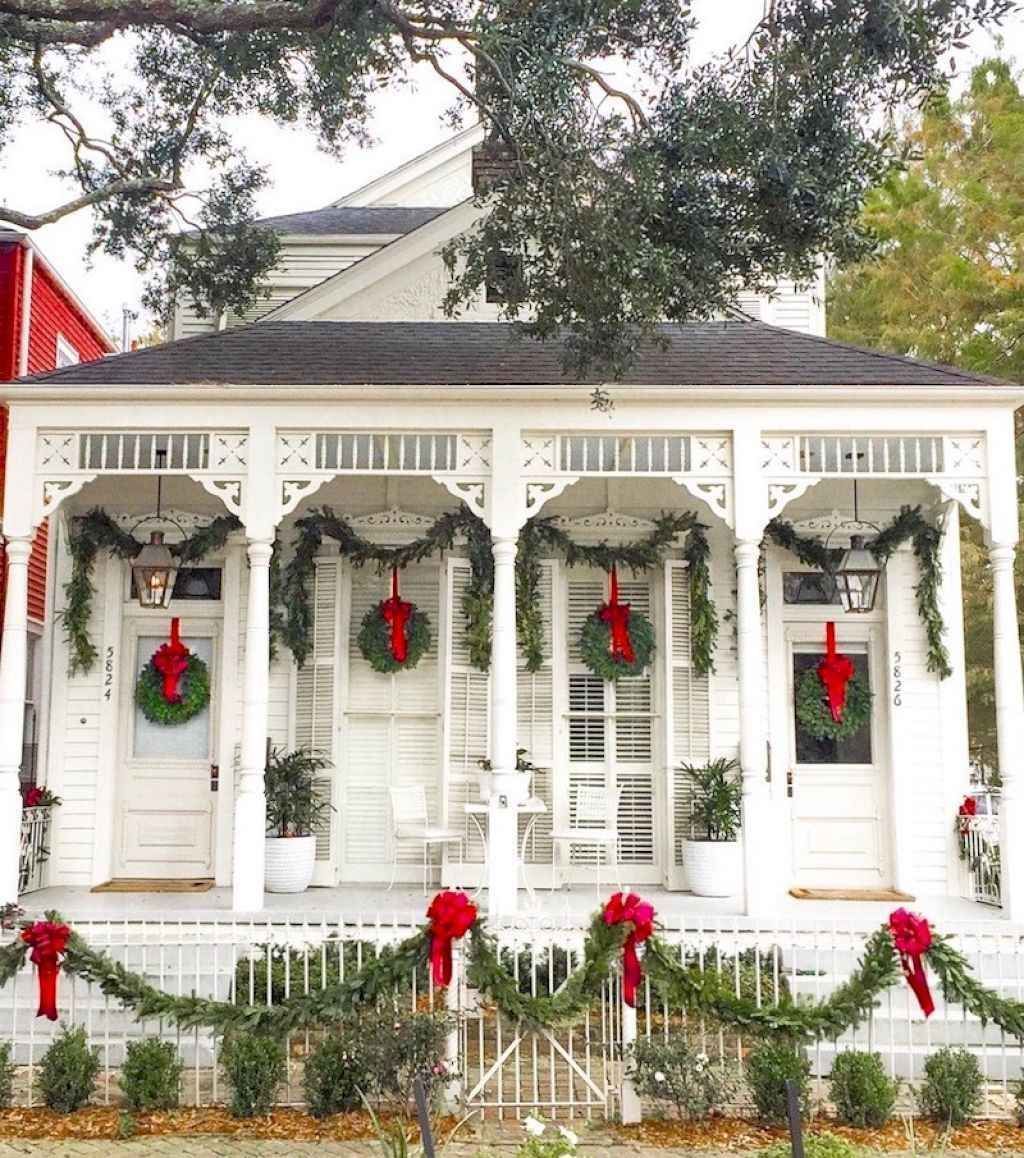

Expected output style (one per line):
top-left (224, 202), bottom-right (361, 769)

top-left (892, 651), bottom-right (903, 707)
top-left (103, 646), bottom-right (115, 701)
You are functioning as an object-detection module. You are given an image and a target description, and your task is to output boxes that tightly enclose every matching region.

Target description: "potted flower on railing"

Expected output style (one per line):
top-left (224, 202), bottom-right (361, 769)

top-left (19, 785), bottom-right (61, 895)
top-left (681, 758), bottom-right (742, 898)
top-left (477, 748), bottom-right (537, 802)
top-left (264, 748), bottom-right (334, 894)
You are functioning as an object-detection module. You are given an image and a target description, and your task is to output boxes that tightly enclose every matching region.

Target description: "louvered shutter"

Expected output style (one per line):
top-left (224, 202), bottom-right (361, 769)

top-left (663, 558), bottom-right (711, 888)
top-left (292, 556), bottom-right (341, 883)
top-left (341, 562), bottom-right (442, 879)
top-left (518, 561), bottom-right (554, 864)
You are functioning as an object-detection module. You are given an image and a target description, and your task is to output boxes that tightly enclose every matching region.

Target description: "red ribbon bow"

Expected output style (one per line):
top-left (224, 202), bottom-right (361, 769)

top-left (599, 566), bottom-right (636, 665)
top-left (380, 568), bottom-right (413, 664)
top-left (21, 920), bottom-right (71, 1021)
top-left (152, 618), bottom-right (190, 704)
top-left (426, 890), bottom-right (477, 988)
top-left (889, 908), bottom-right (935, 1018)
top-left (602, 891), bottom-right (655, 1007)
top-left (817, 622), bottom-right (855, 724)
top-left (23, 786), bottom-right (43, 808)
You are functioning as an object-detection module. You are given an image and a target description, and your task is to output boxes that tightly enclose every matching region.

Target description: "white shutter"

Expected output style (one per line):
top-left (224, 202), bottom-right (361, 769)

top-left (292, 557), bottom-right (341, 879)
top-left (518, 561), bottom-right (554, 863)
top-left (664, 559), bottom-right (711, 886)
top-left (341, 562), bottom-right (442, 878)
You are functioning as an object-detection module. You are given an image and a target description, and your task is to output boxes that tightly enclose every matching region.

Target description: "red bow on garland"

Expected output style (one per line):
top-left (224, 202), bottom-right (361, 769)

top-left (889, 908), bottom-right (935, 1018)
top-left (21, 920), bottom-right (71, 1021)
top-left (602, 891), bottom-right (656, 1007)
top-left (152, 618), bottom-right (190, 704)
top-left (599, 567), bottom-right (635, 665)
top-left (380, 568), bottom-right (413, 665)
top-left (817, 621), bottom-right (855, 724)
top-left (426, 890), bottom-right (477, 988)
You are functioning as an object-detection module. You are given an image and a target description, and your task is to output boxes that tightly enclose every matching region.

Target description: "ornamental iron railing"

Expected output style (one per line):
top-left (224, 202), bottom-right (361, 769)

top-left (18, 807), bottom-right (52, 895)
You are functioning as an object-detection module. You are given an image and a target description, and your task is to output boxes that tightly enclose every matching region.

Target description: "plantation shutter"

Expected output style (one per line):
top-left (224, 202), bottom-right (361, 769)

top-left (445, 557), bottom-right (490, 864)
top-left (518, 560), bottom-right (554, 863)
top-left (341, 561), bottom-right (442, 878)
top-left (292, 556), bottom-right (341, 882)
top-left (663, 558), bottom-right (711, 887)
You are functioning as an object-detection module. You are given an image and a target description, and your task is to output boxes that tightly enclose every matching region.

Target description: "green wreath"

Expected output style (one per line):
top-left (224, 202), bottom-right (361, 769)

top-left (579, 609), bottom-right (656, 681)
top-left (135, 653), bottom-right (210, 726)
top-left (795, 667), bottom-right (872, 742)
top-left (358, 603), bottom-right (432, 674)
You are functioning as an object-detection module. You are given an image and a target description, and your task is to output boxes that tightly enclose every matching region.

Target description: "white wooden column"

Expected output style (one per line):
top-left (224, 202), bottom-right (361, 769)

top-left (0, 536), bottom-right (32, 903)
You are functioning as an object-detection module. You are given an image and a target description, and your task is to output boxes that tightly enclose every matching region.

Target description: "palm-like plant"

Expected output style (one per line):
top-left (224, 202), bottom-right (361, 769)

top-left (682, 758), bottom-right (742, 842)
top-left (265, 747), bottom-right (334, 838)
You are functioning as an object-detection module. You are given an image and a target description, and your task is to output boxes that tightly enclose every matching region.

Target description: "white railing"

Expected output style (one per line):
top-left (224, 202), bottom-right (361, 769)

top-left (1, 914), bottom-right (1022, 1118)
top-left (960, 814), bottom-right (1002, 907)
top-left (18, 808), bottom-right (52, 895)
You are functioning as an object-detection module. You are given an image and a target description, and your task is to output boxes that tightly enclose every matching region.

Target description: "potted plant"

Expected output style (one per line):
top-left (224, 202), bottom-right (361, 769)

top-left (681, 757), bottom-right (742, 897)
top-left (264, 747), bottom-right (333, 893)
top-left (477, 747), bottom-right (536, 803)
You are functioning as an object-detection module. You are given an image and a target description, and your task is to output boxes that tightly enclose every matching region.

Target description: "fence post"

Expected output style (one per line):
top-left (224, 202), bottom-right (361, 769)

top-left (620, 983), bottom-right (642, 1124)
top-left (444, 942), bottom-right (464, 1112)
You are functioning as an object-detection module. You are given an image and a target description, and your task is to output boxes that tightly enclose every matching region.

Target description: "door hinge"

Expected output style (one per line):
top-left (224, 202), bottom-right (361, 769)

top-left (786, 769), bottom-right (794, 798)
top-left (210, 764), bottom-right (220, 792)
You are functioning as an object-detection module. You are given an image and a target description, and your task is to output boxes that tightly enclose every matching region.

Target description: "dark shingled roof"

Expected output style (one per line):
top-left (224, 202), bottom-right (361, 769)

top-left (19, 320), bottom-right (1008, 388)
top-left (253, 206), bottom-right (449, 236)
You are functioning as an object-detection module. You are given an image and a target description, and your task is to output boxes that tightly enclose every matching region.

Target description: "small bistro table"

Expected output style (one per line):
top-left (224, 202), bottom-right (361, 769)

top-left (463, 797), bottom-right (548, 902)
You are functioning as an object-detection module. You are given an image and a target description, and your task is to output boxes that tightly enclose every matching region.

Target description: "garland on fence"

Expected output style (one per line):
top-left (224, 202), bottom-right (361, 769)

top-left (61, 509), bottom-right (242, 675)
top-left (765, 504), bottom-right (951, 679)
top-left (8, 894), bottom-right (1024, 1045)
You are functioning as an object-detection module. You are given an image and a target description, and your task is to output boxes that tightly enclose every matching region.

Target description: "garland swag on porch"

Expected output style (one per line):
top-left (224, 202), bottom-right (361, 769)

top-left (61, 509), bottom-right (242, 675)
top-left (765, 504), bottom-right (952, 679)
top-left (8, 897), bottom-right (1024, 1043)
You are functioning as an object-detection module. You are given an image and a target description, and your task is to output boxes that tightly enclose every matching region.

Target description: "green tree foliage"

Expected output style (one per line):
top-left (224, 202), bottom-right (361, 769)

top-left (0, 2), bottom-right (1013, 373)
top-left (830, 57), bottom-right (1024, 772)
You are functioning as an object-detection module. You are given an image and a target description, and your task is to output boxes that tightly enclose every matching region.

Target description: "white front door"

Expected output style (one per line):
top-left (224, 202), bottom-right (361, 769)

top-left (114, 618), bottom-right (219, 879)
top-left (789, 630), bottom-right (890, 888)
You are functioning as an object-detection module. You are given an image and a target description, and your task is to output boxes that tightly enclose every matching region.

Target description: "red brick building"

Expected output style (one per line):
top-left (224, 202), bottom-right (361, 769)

top-left (0, 232), bottom-right (114, 781)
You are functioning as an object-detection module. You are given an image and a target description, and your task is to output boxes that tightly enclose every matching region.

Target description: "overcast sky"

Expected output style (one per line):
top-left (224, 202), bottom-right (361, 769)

top-left (3, 0), bottom-right (1022, 344)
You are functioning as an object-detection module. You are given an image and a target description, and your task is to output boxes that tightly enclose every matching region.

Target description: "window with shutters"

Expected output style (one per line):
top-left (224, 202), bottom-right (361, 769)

top-left (565, 571), bottom-right (656, 868)
top-left (518, 561), bottom-right (555, 863)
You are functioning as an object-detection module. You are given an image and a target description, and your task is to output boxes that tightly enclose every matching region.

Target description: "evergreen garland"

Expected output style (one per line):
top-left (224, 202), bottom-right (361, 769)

top-left (794, 670), bottom-right (872, 742)
top-left (61, 509), bottom-right (242, 675)
top-left (766, 505), bottom-right (950, 679)
top-left (135, 653), bottom-right (211, 725)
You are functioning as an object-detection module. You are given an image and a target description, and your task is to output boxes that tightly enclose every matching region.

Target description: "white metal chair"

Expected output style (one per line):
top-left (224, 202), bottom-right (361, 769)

top-left (550, 785), bottom-right (622, 895)
top-left (387, 785), bottom-right (463, 894)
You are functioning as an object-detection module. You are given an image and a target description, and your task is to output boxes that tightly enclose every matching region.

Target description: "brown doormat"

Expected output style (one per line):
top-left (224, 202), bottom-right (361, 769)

top-left (91, 878), bottom-right (215, 894)
top-left (789, 887), bottom-right (915, 902)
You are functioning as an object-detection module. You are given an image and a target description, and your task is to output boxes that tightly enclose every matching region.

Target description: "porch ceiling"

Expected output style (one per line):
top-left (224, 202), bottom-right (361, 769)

top-left (64, 474), bottom-right (229, 520)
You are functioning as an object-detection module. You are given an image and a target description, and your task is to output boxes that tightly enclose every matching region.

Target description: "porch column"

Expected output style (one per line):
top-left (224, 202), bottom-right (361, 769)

top-left (734, 538), bottom-right (773, 915)
top-left (990, 542), bottom-right (1024, 921)
top-left (0, 536), bottom-right (32, 904)
top-left (487, 534), bottom-right (520, 915)
top-left (232, 538), bottom-right (273, 912)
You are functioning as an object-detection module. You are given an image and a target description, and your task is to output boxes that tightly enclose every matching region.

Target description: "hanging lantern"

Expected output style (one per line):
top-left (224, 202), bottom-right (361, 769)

top-left (834, 534), bottom-right (882, 614)
top-left (132, 530), bottom-right (178, 609)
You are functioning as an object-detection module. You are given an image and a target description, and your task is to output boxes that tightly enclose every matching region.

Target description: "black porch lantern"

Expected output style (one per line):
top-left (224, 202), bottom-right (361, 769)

top-left (831, 479), bottom-right (882, 614)
top-left (131, 449), bottom-right (178, 608)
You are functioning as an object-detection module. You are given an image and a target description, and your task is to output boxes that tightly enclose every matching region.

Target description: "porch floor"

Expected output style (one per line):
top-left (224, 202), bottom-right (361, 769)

top-left (19, 883), bottom-right (1006, 930)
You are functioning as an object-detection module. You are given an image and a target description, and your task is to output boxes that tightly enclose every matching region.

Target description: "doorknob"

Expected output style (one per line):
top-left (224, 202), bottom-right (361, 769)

top-left (210, 764), bottom-right (220, 792)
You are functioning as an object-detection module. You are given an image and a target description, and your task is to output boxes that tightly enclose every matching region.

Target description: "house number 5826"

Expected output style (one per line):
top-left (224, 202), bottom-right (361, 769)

top-left (103, 646), bottom-right (115, 701)
top-left (892, 651), bottom-right (903, 707)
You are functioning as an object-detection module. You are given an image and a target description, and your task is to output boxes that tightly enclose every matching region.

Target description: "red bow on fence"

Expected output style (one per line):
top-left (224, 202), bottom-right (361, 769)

top-left (889, 908), bottom-right (935, 1018)
top-left (380, 568), bottom-right (413, 664)
top-left (602, 892), bottom-right (655, 1007)
top-left (152, 618), bottom-right (190, 704)
top-left (817, 621), bottom-right (854, 724)
top-left (426, 891), bottom-right (477, 988)
top-left (599, 566), bottom-right (635, 664)
top-left (21, 920), bottom-right (71, 1021)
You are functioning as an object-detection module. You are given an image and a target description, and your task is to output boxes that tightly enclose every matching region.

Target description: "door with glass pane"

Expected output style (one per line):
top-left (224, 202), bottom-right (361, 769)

top-left (115, 619), bottom-right (219, 878)
top-left (789, 630), bottom-right (889, 887)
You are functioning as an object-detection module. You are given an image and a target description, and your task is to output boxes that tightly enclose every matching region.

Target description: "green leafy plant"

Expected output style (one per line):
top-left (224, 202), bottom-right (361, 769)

top-left (119, 1038), bottom-right (182, 1110)
top-left (917, 1046), bottom-right (984, 1126)
top-left (359, 1010), bottom-right (454, 1110)
top-left (758, 1133), bottom-right (864, 1158)
top-left (682, 758), bottom-right (742, 842)
top-left (220, 1032), bottom-right (286, 1118)
top-left (632, 1038), bottom-right (736, 1119)
top-left (264, 747), bottom-right (334, 838)
top-left (1014, 1077), bottom-right (1024, 1126)
top-left (745, 1040), bottom-right (810, 1123)
top-left (0, 1042), bottom-right (13, 1108)
top-left (829, 1050), bottom-right (897, 1128)
top-left (117, 1111), bottom-right (138, 1139)
top-left (303, 1027), bottom-right (367, 1118)
top-left (38, 1025), bottom-right (100, 1113)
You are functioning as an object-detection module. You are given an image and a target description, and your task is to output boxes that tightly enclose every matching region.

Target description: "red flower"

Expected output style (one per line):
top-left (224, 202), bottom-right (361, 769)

top-left (426, 890), bottom-right (477, 988)
top-left (602, 891), bottom-right (656, 1007)
top-left (22, 786), bottom-right (43, 808)
top-left (958, 796), bottom-right (977, 817)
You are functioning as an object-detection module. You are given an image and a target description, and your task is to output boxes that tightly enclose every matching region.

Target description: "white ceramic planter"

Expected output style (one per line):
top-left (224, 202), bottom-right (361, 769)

top-left (265, 834), bottom-right (316, 894)
top-left (683, 838), bottom-right (742, 898)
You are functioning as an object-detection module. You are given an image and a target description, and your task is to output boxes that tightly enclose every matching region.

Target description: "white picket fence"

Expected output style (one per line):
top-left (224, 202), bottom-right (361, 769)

top-left (2, 913), bottom-right (1024, 1119)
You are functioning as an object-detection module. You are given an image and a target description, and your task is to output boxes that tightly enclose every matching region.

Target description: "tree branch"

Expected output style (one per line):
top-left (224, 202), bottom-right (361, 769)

top-left (0, 177), bottom-right (177, 229)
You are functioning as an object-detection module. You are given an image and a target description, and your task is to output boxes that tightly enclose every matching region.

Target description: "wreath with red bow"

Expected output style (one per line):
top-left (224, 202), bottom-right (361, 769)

top-left (135, 619), bottom-right (210, 726)
top-left (579, 567), bottom-right (656, 681)
top-left (357, 568), bottom-right (432, 674)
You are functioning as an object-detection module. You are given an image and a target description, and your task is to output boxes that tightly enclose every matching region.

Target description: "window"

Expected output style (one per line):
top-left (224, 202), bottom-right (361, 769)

top-left (793, 650), bottom-right (872, 765)
top-left (55, 334), bottom-right (80, 367)
top-left (485, 251), bottom-right (523, 304)
top-left (783, 572), bottom-right (843, 605)
top-left (129, 567), bottom-right (222, 602)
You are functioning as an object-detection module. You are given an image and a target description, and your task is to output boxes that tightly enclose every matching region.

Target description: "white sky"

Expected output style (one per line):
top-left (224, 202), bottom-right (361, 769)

top-left (2, 0), bottom-right (1022, 343)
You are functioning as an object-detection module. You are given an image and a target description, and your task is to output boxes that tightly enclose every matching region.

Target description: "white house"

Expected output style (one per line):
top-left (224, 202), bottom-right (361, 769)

top-left (1, 127), bottom-right (1022, 924)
